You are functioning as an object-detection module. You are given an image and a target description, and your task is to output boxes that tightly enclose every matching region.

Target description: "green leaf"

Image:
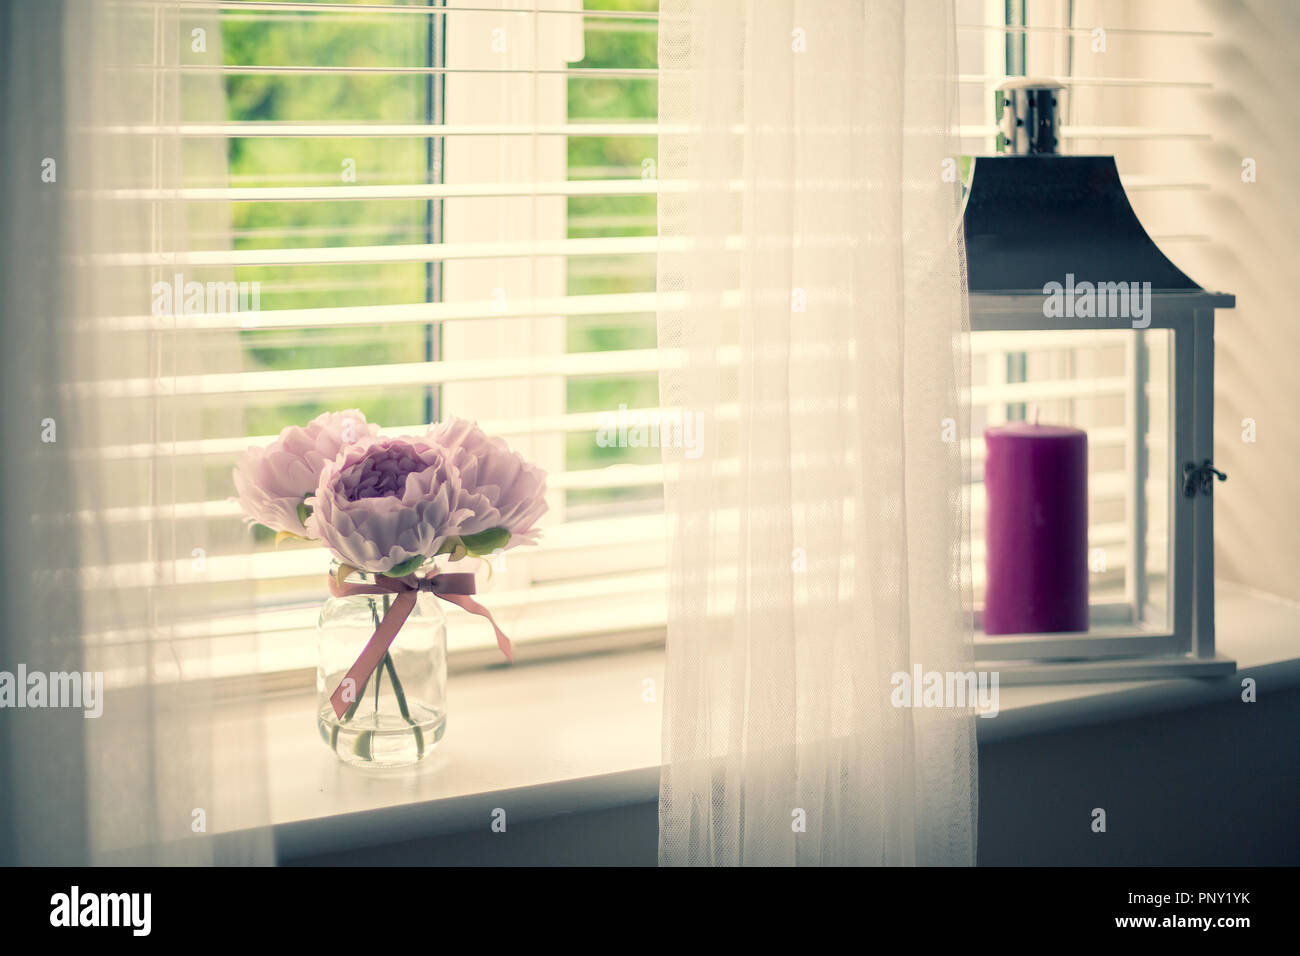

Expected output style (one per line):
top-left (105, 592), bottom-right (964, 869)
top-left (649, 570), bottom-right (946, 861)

top-left (383, 554), bottom-right (427, 578)
top-left (353, 730), bottom-right (374, 761)
top-left (433, 537), bottom-right (468, 561)
top-left (296, 500), bottom-right (313, 526)
top-left (459, 527), bottom-right (511, 557)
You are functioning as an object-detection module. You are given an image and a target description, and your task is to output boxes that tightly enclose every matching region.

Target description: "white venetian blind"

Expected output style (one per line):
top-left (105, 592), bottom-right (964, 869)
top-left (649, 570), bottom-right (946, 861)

top-left (99, 0), bottom-right (667, 680)
top-left (98, 0), bottom-right (1216, 679)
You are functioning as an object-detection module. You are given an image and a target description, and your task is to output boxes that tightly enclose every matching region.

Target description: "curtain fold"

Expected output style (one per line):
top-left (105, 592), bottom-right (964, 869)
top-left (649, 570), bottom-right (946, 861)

top-left (0, 0), bottom-right (273, 865)
top-left (656, 0), bottom-right (976, 866)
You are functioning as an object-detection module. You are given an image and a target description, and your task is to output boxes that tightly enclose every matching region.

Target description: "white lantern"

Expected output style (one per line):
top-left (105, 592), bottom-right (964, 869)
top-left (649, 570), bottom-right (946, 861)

top-left (962, 81), bottom-right (1234, 683)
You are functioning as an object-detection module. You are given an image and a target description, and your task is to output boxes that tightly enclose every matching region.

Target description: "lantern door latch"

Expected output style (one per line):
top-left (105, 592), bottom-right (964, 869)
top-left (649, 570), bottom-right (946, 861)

top-left (1183, 459), bottom-right (1227, 498)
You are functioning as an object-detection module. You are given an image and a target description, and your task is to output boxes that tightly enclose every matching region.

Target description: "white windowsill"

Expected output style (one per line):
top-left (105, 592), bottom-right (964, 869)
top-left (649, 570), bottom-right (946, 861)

top-left (245, 582), bottom-right (1300, 859)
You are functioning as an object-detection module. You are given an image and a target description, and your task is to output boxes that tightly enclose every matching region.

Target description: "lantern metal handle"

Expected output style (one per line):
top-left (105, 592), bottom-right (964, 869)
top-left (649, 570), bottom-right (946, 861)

top-left (1183, 460), bottom-right (1227, 498)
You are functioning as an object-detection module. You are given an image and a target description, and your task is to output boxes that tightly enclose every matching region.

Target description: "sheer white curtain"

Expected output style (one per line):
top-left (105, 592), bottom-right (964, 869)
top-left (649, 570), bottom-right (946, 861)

top-left (656, 0), bottom-right (976, 865)
top-left (0, 0), bottom-right (272, 864)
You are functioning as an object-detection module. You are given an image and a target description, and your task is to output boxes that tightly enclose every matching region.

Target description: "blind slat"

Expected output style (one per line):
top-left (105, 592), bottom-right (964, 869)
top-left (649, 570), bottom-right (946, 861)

top-left (106, 123), bottom-right (1211, 140)
top-left (185, 1), bottom-right (658, 19)
top-left (106, 174), bottom-right (1206, 204)
top-left (99, 295), bottom-right (1179, 336)
top-left (104, 291), bottom-right (672, 332)
top-left (173, 1), bottom-right (1216, 39)
top-left (77, 334), bottom-right (1129, 398)
top-left (78, 348), bottom-right (667, 397)
top-left (146, 65), bottom-right (1214, 89)
top-left (175, 65), bottom-right (658, 78)
top-left (107, 122), bottom-right (658, 137)
top-left (79, 457), bottom-right (1143, 528)
top-left (108, 179), bottom-right (666, 202)
top-left (91, 415), bottom-right (1133, 465)
top-left (108, 235), bottom-right (661, 267)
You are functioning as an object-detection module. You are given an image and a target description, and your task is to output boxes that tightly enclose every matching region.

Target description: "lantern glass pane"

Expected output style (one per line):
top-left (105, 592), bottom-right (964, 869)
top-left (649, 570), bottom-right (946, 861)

top-left (969, 328), bottom-right (1173, 634)
top-left (1143, 329), bottom-right (1172, 631)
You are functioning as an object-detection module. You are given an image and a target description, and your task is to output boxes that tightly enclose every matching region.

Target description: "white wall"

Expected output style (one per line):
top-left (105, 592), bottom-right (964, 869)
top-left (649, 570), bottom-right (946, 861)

top-left (1088, 0), bottom-right (1300, 602)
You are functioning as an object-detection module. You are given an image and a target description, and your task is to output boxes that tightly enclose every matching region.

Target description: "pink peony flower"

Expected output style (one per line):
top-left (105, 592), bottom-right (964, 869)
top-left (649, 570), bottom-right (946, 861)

top-left (307, 435), bottom-right (488, 574)
top-left (233, 410), bottom-right (379, 537)
top-left (427, 417), bottom-right (548, 552)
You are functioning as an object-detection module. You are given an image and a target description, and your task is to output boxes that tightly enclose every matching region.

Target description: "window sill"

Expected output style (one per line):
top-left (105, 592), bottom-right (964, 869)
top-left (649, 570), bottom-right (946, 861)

top-left (239, 582), bottom-right (1300, 860)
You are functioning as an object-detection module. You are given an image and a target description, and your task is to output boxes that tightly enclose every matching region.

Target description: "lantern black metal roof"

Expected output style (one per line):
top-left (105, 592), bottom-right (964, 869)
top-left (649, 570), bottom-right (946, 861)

top-left (962, 154), bottom-right (1205, 294)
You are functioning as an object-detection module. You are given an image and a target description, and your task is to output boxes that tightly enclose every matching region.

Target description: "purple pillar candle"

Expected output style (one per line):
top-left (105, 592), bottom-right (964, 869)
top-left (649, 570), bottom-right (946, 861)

top-left (983, 422), bottom-right (1089, 634)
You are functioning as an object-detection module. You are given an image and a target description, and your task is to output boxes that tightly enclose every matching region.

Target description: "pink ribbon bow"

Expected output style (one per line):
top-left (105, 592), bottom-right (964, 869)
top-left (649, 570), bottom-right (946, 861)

top-left (327, 569), bottom-right (514, 719)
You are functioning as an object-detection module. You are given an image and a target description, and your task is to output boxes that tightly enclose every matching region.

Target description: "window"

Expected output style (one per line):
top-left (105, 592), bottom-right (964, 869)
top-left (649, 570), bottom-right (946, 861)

top-left (139, 0), bottom-right (1213, 682)
top-left (167, 0), bottom-right (666, 679)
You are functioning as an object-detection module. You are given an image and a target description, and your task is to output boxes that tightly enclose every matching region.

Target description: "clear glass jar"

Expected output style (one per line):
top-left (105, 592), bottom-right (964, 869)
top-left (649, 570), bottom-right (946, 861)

top-left (316, 563), bottom-right (448, 768)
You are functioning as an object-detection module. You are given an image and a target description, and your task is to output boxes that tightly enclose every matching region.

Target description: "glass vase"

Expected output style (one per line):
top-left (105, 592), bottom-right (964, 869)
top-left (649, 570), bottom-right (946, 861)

top-left (316, 564), bottom-right (447, 768)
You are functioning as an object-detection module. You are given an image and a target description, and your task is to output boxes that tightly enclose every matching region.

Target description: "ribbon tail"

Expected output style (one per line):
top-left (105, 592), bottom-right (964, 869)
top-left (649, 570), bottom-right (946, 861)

top-left (437, 593), bottom-right (515, 663)
top-left (328, 590), bottom-right (418, 719)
